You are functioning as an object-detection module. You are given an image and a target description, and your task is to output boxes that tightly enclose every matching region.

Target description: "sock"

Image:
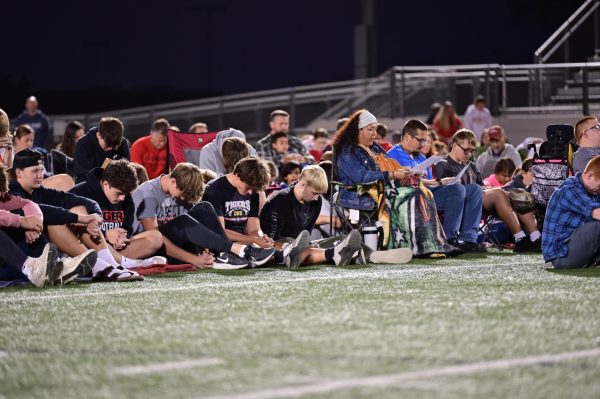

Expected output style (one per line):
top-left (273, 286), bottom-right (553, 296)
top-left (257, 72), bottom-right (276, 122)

top-left (120, 256), bottom-right (138, 268)
top-left (530, 231), bottom-right (541, 242)
top-left (21, 259), bottom-right (33, 279)
top-left (513, 231), bottom-right (526, 242)
top-left (92, 258), bottom-right (112, 275)
top-left (324, 248), bottom-right (334, 263)
top-left (98, 248), bottom-right (119, 267)
top-left (237, 245), bottom-right (247, 258)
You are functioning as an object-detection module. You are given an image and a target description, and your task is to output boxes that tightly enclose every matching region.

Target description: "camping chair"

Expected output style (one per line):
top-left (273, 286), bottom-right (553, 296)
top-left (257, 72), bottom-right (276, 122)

top-left (328, 149), bottom-right (386, 249)
top-left (165, 129), bottom-right (218, 172)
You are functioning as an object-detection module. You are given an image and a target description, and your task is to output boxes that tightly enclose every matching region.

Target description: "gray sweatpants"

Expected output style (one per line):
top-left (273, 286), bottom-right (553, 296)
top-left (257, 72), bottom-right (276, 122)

top-left (551, 220), bottom-right (600, 269)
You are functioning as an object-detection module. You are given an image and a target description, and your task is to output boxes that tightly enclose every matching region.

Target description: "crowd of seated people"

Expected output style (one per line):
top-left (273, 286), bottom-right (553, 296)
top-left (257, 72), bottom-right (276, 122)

top-left (1, 95), bottom-right (596, 289)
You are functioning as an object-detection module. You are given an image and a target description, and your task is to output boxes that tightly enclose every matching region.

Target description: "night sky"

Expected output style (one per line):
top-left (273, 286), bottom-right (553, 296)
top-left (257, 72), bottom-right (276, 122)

top-left (0, 0), bottom-right (580, 115)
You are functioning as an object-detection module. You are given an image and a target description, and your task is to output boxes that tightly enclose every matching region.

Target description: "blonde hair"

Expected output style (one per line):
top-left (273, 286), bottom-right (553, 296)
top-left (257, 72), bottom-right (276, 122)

top-left (575, 116), bottom-right (597, 144)
top-left (0, 108), bottom-right (9, 136)
top-left (584, 155), bottom-right (600, 177)
top-left (299, 165), bottom-right (328, 192)
top-left (169, 162), bottom-right (204, 203)
top-left (452, 129), bottom-right (477, 147)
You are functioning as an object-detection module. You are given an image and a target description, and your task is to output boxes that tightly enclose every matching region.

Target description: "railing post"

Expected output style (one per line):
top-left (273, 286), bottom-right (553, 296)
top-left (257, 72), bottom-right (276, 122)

top-left (528, 69), bottom-right (535, 107)
top-left (289, 90), bottom-right (296, 130)
top-left (400, 71), bottom-right (406, 118)
top-left (389, 69), bottom-right (396, 119)
top-left (218, 98), bottom-right (224, 130)
top-left (501, 66), bottom-right (507, 113)
top-left (583, 66), bottom-right (590, 115)
top-left (485, 69), bottom-right (491, 106)
top-left (594, 9), bottom-right (600, 55)
top-left (493, 67), bottom-right (500, 116)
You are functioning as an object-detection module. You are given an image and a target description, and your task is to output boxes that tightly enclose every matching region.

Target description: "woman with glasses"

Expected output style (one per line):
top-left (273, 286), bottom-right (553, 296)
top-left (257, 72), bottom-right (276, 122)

top-left (335, 109), bottom-right (457, 258)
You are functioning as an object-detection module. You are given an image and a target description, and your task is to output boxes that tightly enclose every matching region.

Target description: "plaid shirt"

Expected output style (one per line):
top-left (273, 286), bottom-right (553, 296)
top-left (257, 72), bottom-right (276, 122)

top-left (542, 173), bottom-right (600, 261)
top-left (255, 132), bottom-right (310, 169)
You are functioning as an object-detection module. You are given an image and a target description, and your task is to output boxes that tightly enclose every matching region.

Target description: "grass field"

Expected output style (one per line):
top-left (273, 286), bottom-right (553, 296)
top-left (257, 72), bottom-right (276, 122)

top-left (1, 252), bottom-right (600, 399)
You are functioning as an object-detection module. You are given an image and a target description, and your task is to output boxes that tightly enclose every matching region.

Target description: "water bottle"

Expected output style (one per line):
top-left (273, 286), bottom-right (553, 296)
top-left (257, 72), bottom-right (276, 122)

top-left (361, 223), bottom-right (379, 251)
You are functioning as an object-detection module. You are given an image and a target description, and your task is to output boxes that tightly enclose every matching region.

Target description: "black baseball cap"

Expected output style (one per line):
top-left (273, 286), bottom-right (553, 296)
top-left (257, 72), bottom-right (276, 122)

top-left (12, 149), bottom-right (44, 169)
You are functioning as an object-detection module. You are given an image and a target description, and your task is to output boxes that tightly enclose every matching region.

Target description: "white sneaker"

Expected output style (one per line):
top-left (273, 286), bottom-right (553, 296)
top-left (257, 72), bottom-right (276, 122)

top-left (128, 256), bottom-right (167, 268)
top-left (24, 243), bottom-right (61, 288)
top-left (369, 248), bottom-right (413, 264)
top-left (55, 249), bottom-right (97, 285)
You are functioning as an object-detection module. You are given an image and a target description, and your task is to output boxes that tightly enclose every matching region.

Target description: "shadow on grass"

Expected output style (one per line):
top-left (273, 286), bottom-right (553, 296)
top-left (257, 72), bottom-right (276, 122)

top-left (547, 267), bottom-right (600, 278)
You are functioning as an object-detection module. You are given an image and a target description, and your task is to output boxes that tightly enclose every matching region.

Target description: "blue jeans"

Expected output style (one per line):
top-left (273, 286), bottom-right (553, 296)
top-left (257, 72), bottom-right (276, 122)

top-left (431, 184), bottom-right (483, 243)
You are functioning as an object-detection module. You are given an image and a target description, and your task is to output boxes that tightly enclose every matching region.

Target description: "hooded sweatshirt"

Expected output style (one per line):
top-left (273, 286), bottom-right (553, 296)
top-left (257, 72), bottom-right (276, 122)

top-left (73, 127), bottom-right (130, 183)
top-left (9, 180), bottom-right (101, 225)
top-left (197, 129), bottom-right (257, 175)
top-left (70, 168), bottom-right (135, 237)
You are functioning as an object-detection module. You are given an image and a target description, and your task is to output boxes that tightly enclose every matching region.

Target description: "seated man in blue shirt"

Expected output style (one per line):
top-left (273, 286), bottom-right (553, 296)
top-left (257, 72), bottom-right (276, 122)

top-left (387, 120), bottom-right (483, 252)
top-left (543, 155), bottom-right (600, 268)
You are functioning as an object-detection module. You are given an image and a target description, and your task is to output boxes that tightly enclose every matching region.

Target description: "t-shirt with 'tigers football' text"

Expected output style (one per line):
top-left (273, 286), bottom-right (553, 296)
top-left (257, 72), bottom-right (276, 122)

top-left (203, 175), bottom-right (259, 234)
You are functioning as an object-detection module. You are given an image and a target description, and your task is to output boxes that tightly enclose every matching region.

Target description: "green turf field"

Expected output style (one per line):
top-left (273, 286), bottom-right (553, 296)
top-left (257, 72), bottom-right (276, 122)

top-left (1, 252), bottom-right (599, 399)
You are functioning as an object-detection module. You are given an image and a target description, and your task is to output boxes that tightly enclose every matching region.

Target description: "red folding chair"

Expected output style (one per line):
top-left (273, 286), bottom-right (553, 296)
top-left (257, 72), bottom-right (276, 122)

top-left (166, 129), bottom-right (218, 172)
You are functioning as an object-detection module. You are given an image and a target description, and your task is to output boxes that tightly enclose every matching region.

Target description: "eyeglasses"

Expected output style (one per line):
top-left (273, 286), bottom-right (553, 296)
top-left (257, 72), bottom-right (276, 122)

top-left (409, 134), bottom-right (427, 144)
top-left (583, 124), bottom-right (600, 135)
top-left (455, 142), bottom-right (475, 155)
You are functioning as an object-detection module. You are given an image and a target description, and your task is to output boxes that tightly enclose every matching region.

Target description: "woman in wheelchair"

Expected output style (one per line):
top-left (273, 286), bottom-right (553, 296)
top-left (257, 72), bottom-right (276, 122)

top-left (333, 109), bottom-right (457, 257)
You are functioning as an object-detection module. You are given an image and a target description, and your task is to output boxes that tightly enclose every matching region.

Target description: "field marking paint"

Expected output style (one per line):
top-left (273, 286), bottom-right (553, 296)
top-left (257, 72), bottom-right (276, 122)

top-left (203, 348), bottom-right (600, 399)
top-left (0, 261), bottom-right (540, 304)
top-left (0, 351), bottom-right (6, 358)
top-left (114, 357), bottom-right (222, 376)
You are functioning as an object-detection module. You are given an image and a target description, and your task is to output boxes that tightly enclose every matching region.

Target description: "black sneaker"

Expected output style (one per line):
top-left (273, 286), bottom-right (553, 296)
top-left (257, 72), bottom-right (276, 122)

top-left (513, 237), bottom-right (542, 253)
top-left (283, 230), bottom-right (311, 269)
top-left (243, 246), bottom-right (276, 267)
top-left (213, 252), bottom-right (250, 270)
top-left (453, 240), bottom-right (487, 253)
top-left (333, 229), bottom-right (363, 266)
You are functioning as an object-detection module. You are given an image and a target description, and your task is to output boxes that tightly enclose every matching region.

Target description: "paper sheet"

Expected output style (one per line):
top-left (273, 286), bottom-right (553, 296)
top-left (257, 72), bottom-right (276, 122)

top-left (410, 155), bottom-right (443, 176)
top-left (448, 163), bottom-right (471, 185)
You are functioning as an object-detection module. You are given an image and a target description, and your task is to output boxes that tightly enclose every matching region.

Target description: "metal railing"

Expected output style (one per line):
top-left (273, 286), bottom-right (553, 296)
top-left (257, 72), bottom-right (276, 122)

top-left (48, 63), bottom-right (600, 143)
top-left (534, 0), bottom-right (600, 63)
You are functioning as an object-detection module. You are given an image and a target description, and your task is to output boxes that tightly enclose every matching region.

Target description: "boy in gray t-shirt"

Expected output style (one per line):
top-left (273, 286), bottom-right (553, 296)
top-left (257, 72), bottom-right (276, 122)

top-left (131, 162), bottom-right (275, 269)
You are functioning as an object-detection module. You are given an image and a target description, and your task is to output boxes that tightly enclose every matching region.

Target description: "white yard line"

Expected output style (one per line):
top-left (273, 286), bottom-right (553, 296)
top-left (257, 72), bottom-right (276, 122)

top-left (114, 358), bottom-right (222, 376)
top-left (0, 350), bottom-right (7, 358)
top-left (203, 348), bottom-right (600, 399)
top-left (0, 261), bottom-right (540, 304)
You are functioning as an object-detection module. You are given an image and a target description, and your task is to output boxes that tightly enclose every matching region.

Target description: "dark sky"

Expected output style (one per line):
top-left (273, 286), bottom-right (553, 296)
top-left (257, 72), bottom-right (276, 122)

top-left (0, 0), bottom-right (580, 114)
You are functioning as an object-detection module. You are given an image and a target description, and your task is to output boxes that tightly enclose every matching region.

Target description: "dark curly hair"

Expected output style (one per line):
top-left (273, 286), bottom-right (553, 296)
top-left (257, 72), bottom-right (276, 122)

top-left (332, 109), bottom-right (366, 155)
top-left (233, 156), bottom-right (270, 191)
top-left (102, 160), bottom-right (138, 194)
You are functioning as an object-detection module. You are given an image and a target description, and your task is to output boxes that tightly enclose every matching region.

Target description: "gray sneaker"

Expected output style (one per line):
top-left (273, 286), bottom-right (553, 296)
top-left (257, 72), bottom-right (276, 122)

top-left (283, 230), bottom-right (311, 269)
top-left (54, 249), bottom-right (97, 285)
top-left (333, 230), bottom-right (362, 267)
top-left (25, 243), bottom-right (62, 288)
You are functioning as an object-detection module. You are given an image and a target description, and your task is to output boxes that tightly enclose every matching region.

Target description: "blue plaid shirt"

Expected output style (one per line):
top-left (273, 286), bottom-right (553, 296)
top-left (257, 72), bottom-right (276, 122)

top-left (542, 173), bottom-right (600, 261)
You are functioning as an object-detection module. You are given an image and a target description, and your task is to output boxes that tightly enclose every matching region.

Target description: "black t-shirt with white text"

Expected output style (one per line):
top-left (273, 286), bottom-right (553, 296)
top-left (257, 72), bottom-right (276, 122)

top-left (203, 175), bottom-right (259, 234)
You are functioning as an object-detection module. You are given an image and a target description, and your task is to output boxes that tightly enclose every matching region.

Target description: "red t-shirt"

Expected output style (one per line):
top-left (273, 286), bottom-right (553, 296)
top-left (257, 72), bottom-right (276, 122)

top-left (130, 135), bottom-right (167, 179)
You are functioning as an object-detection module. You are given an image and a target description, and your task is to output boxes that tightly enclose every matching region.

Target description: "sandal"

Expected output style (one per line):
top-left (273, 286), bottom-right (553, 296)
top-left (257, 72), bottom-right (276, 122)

top-left (92, 266), bottom-right (144, 282)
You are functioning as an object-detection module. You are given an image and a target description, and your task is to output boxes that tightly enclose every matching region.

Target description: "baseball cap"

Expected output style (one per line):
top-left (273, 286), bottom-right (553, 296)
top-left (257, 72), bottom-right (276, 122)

top-left (13, 149), bottom-right (44, 169)
top-left (488, 125), bottom-right (504, 141)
